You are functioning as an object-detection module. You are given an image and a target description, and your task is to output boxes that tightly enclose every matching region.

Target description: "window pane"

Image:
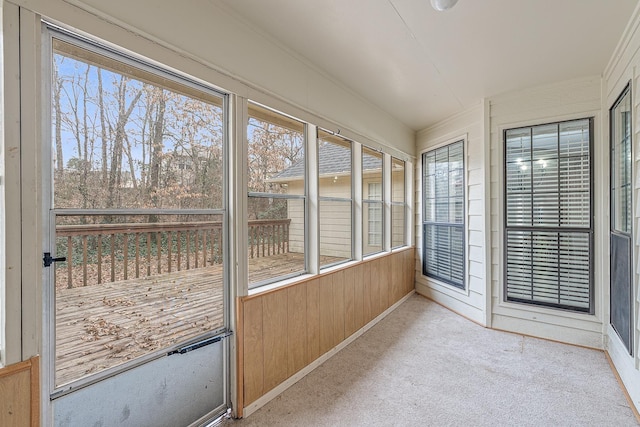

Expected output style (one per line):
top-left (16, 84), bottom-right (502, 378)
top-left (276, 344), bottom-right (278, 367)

top-left (364, 173), bottom-right (383, 256)
top-left (247, 104), bottom-right (306, 287)
top-left (560, 119), bottom-right (590, 157)
top-left (558, 232), bottom-right (590, 309)
top-left (422, 224), bottom-right (464, 289)
top-left (364, 200), bottom-right (383, 256)
top-left (505, 230), bottom-right (533, 301)
top-left (54, 213), bottom-right (224, 386)
top-left (247, 103), bottom-right (305, 195)
top-left (532, 123), bottom-right (558, 161)
top-left (391, 158), bottom-right (405, 203)
top-left (248, 197), bottom-right (305, 287)
top-left (505, 128), bottom-right (531, 163)
top-left (391, 203), bottom-right (405, 248)
top-left (53, 40), bottom-right (224, 210)
top-left (319, 199), bottom-right (352, 267)
top-left (611, 89), bottom-right (632, 234)
top-left (318, 131), bottom-right (352, 198)
top-left (506, 230), bottom-right (591, 311)
top-left (363, 147), bottom-right (383, 201)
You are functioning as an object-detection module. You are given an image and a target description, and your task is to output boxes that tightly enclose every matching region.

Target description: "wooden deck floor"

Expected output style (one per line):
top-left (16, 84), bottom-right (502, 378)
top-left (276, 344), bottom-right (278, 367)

top-left (55, 252), bottom-right (341, 386)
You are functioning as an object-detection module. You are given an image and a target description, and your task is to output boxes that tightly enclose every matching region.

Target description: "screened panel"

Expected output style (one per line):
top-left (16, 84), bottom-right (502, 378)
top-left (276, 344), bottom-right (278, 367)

top-left (609, 85), bottom-right (633, 354)
top-left (391, 157), bottom-right (406, 248)
top-left (364, 200), bottom-right (383, 256)
top-left (247, 103), bottom-right (306, 287)
top-left (247, 196), bottom-right (305, 288)
top-left (318, 131), bottom-right (352, 198)
top-left (363, 147), bottom-right (383, 195)
top-left (247, 103), bottom-right (305, 195)
top-left (53, 40), bottom-right (225, 211)
top-left (391, 158), bottom-right (405, 202)
top-left (391, 204), bottom-right (405, 248)
top-left (319, 199), bottom-right (352, 267)
top-left (422, 140), bottom-right (465, 289)
top-left (504, 119), bottom-right (592, 312)
top-left (318, 130), bottom-right (353, 266)
top-left (611, 89), bottom-right (632, 234)
top-left (363, 147), bottom-right (383, 256)
top-left (51, 39), bottom-right (229, 387)
top-left (54, 213), bottom-right (225, 386)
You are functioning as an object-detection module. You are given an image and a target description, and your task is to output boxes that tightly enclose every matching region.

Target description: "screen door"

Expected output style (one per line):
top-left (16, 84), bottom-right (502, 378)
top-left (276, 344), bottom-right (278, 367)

top-left (44, 28), bottom-right (229, 425)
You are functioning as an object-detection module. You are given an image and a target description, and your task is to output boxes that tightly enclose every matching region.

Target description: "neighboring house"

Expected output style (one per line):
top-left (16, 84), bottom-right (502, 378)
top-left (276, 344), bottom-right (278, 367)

top-left (269, 142), bottom-right (404, 259)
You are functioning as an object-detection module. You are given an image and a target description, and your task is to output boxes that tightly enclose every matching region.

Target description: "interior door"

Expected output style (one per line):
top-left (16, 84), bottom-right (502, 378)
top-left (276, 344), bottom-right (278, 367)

top-left (610, 83), bottom-right (633, 355)
top-left (44, 28), bottom-right (229, 425)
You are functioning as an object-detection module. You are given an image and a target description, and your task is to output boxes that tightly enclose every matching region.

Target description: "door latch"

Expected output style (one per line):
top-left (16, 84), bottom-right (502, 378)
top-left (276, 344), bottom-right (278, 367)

top-left (43, 252), bottom-right (66, 267)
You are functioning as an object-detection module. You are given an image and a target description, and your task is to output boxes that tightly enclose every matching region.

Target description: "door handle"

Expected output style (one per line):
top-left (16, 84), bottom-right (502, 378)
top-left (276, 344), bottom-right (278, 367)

top-left (43, 252), bottom-right (67, 267)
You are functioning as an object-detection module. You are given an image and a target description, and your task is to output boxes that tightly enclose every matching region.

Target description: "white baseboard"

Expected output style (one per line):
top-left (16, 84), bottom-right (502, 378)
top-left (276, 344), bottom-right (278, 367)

top-left (242, 290), bottom-right (416, 418)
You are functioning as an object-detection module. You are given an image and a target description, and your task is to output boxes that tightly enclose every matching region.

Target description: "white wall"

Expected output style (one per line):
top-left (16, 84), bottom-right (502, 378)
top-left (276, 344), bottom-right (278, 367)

top-left (488, 76), bottom-right (605, 348)
top-left (415, 103), bottom-right (488, 326)
top-left (603, 2), bottom-right (640, 412)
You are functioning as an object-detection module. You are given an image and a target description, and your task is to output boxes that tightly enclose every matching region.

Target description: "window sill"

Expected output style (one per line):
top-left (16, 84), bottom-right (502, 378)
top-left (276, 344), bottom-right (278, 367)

top-left (420, 274), bottom-right (469, 296)
top-left (363, 250), bottom-right (388, 261)
top-left (247, 272), bottom-right (315, 297)
top-left (495, 299), bottom-right (602, 323)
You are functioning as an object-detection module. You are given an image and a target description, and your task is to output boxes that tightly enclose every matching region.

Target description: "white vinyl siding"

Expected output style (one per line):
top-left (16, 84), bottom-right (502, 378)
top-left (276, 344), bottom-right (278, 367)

top-left (415, 105), bottom-right (486, 326)
top-left (363, 147), bottom-right (384, 256)
top-left (318, 131), bottom-right (353, 266)
top-left (604, 7), bottom-right (640, 409)
top-left (367, 183), bottom-right (382, 246)
top-left (489, 76), bottom-right (603, 349)
top-left (391, 158), bottom-right (406, 248)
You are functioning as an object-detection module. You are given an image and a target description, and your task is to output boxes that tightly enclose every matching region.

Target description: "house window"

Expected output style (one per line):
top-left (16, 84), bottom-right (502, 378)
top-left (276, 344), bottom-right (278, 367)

top-left (247, 102), bottom-right (306, 288)
top-left (318, 129), bottom-right (353, 268)
top-left (363, 147), bottom-right (383, 256)
top-left (391, 157), bottom-right (406, 248)
top-left (422, 141), bottom-right (465, 289)
top-left (367, 183), bottom-right (382, 246)
top-left (504, 119), bottom-right (592, 312)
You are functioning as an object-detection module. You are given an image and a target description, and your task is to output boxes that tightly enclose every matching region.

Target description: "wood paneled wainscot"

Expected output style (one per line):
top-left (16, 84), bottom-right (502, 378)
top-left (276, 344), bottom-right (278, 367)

top-left (0, 357), bottom-right (39, 427)
top-left (237, 248), bottom-right (415, 415)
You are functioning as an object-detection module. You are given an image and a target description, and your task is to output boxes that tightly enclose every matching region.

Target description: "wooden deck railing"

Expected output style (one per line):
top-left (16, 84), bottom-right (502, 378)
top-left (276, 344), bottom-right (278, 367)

top-left (56, 219), bottom-right (290, 289)
top-left (248, 219), bottom-right (291, 259)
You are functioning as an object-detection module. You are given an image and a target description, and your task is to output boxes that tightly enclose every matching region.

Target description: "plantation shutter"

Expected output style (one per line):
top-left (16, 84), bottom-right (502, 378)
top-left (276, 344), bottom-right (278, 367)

top-left (504, 119), bottom-right (592, 312)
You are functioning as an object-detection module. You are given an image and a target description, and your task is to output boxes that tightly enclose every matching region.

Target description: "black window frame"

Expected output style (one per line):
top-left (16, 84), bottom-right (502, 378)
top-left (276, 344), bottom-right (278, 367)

top-left (421, 140), bottom-right (466, 290)
top-left (503, 118), bottom-right (594, 313)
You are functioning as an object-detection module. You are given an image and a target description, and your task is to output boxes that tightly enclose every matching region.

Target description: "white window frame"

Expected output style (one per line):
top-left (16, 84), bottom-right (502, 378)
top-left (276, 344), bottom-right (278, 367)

top-left (317, 129), bottom-right (354, 270)
top-left (246, 102), bottom-right (308, 289)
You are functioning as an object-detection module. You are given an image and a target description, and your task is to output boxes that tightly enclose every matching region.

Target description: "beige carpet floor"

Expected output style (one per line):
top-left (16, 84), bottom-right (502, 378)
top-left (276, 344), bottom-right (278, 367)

top-left (225, 293), bottom-right (638, 426)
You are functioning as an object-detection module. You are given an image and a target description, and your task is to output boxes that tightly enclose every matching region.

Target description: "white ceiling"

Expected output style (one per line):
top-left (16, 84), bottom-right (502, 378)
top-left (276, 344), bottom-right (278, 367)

top-left (219, 0), bottom-right (638, 131)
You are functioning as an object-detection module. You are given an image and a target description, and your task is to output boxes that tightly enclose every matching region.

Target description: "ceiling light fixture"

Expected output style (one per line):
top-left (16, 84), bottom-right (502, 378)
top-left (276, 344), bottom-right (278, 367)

top-left (430, 0), bottom-right (459, 11)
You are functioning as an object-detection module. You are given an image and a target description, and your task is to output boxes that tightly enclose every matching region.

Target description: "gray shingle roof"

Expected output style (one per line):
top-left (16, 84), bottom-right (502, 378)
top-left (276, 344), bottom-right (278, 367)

top-left (269, 143), bottom-right (382, 182)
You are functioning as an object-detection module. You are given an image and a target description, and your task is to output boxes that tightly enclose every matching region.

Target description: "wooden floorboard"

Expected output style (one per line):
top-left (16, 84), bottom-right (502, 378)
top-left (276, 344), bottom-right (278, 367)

top-left (55, 252), bottom-right (332, 387)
